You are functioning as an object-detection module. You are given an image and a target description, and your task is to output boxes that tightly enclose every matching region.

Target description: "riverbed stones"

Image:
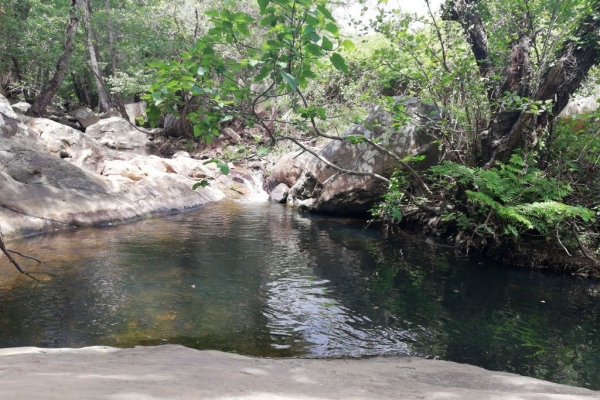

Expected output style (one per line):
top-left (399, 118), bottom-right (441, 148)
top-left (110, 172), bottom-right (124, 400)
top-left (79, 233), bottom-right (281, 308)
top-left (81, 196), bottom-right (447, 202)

top-left (20, 115), bottom-right (113, 174)
top-left (286, 97), bottom-right (443, 215)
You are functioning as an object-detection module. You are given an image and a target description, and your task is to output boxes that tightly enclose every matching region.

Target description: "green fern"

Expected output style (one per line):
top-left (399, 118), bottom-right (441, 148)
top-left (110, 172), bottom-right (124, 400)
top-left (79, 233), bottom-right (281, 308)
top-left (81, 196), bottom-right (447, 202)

top-left (377, 150), bottom-right (596, 251)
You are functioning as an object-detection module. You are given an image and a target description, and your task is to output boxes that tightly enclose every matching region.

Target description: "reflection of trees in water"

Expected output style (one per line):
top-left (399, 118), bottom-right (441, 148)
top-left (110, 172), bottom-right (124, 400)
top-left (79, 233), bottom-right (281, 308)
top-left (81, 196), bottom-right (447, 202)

top-left (355, 235), bottom-right (600, 388)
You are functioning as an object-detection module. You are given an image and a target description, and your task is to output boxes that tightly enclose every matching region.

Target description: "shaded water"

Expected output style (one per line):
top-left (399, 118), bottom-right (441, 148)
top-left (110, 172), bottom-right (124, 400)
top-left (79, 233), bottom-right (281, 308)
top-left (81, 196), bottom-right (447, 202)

top-left (1, 201), bottom-right (600, 389)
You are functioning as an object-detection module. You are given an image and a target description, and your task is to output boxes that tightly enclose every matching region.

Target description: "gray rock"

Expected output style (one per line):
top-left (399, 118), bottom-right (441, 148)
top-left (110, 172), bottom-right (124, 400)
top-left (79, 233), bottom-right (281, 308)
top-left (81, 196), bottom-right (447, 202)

top-left (100, 108), bottom-right (122, 119)
top-left (222, 127), bottom-right (241, 144)
top-left (172, 151), bottom-right (191, 158)
top-left (0, 93), bottom-right (225, 238)
top-left (287, 97), bottom-right (443, 215)
top-left (0, 96), bottom-right (31, 139)
top-left (85, 117), bottom-right (151, 150)
top-left (269, 183), bottom-right (290, 203)
top-left (20, 116), bottom-right (113, 174)
top-left (68, 107), bottom-right (100, 129)
top-left (124, 102), bottom-right (146, 125)
top-left (11, 102), bottom-right (31, 114)
top-left (265, 151), bottom-right (310, 192)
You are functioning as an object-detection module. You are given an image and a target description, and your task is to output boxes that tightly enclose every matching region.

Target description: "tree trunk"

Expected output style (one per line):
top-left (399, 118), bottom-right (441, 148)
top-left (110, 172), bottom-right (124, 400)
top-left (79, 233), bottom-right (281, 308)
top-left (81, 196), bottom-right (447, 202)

top-left (442, 0), bottom-right (494, 79)
top-left (104, 0), bottom-right (130, 121)
top-left (444, 0), bottom-right (600, 167)
top-left (26, 0), bottom-right (79, 117)
top-left (81, 0), bottom-right (111, 113)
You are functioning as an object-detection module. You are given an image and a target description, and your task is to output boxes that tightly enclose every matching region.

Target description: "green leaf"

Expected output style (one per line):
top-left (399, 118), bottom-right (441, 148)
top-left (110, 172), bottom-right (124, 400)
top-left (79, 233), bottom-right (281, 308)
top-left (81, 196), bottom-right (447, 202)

top-left (317, 4), bottom-right (334, 21)
top-left (341, 39), bottom-right (355, 51)
top-left (257, 146), bottom-right (270, 156)
top-left (203, 158), bottom-right (230, 175)
top-left (321, 36), bottom-right (334, 51)
top-left (257, 0), bottom-right (269, 12)
top-left (280, 70), bottom-right (298, 91)
top-left (392, 209), bottom-right (403, 222)
top-left (217, 161), bottom-right (230, 175)
top-left (192, 180), bottom-right (209, 190)
top-left (324, 22), bottom-right (339, 36)
top-left (330, 52), bottom-right (349, 73)
top-left (198, 67), bottom-right (207, 76)
top-left (306, 43), bottom-right (323, 56)
top-left (220, 115), bottom-right (234, 123)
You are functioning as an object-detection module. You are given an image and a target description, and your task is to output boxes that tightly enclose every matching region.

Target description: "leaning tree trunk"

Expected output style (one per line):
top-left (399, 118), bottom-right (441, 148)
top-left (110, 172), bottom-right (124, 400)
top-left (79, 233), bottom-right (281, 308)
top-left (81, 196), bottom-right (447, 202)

top-left (81, 0), bottom-right (111, 113)
top-left (444, 0), bottom-right (600, 168)
top-left (27, 0), bottom-right (79, 117)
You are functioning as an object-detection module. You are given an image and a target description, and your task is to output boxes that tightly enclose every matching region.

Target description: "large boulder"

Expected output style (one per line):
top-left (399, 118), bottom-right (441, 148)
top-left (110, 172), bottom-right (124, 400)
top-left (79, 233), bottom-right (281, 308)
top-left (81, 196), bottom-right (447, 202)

top-left (68, 107), bottom-right (100, 129)
top-left (85, 117), bottom-right (151, 150)
top-left (20, 116), bottom-right (114, 174)
top-left (287, 98), bottom-right (443, 215)
top-left (265, 151), bottom-right (310, 192)
top-left (0, 94), bottom-right (226, 238)
top-left (0, 95), bottom-right (36, 141)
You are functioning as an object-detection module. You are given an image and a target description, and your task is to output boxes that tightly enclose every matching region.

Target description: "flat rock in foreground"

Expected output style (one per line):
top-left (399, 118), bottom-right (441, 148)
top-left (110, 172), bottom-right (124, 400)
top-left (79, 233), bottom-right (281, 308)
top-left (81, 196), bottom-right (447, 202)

top-left (0, 345), bottom-right (596, 399)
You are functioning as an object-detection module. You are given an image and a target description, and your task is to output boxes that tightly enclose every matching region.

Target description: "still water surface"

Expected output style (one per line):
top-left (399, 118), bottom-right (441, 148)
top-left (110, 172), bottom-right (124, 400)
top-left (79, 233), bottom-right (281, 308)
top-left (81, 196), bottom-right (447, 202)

top-left (0, 201), bottom-right (599, 389)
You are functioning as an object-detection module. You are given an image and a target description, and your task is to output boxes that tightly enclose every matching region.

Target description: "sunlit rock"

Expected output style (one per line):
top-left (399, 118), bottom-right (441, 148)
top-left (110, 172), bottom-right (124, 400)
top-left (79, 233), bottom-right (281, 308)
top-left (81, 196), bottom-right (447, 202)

top-left (287, 97), bottom-right (443, 215)
top-left (85, 117), bottom-right (151, 150)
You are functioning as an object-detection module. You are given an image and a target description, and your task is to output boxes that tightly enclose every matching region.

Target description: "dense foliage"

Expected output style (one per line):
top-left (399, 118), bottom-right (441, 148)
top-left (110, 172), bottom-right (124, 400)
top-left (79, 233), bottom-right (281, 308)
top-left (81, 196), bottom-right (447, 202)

top-left (0, 0), bottom-right (598, 269)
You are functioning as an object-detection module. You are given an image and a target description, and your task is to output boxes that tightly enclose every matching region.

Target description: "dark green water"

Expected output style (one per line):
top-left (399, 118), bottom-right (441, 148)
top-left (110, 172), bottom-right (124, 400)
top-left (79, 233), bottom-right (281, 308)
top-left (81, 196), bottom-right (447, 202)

top-left (1, 201), bottom-right (600, 389)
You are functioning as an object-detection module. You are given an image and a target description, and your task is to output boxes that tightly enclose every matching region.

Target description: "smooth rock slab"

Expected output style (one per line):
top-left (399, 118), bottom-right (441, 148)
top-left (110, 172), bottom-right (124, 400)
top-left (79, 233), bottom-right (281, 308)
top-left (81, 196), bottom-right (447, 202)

top-left (85, 116), bottom-right (151, 149)
top-left (0, 345), bottom-right (597, 400)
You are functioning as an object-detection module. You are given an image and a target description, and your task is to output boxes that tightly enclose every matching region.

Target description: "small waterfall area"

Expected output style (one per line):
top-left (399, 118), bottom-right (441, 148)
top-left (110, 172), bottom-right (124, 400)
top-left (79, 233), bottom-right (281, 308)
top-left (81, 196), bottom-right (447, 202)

top-left (238, 170), bottom-right (269, 203)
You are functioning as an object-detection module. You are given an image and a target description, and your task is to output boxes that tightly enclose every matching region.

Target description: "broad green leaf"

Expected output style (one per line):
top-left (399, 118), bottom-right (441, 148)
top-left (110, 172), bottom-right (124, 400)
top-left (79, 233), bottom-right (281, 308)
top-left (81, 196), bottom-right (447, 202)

top-left (321, 36), bottom-right (334, 51)
top-left (306, 43), bottom-right (323, 56)
top-left (330, 52), bottom-right (349, 73)
top-left (217, 161), bottom-right (230, 175)
top-left (257, 0), bottom-right (269, 12)
top-left (317, 4), bottom-right (334, 21)
top-left (280, 70), bottom-right (298, 91)
top-left (324, 22), bottom-right (339, 36)
top-left (341, 39), bottom-right (355, 51)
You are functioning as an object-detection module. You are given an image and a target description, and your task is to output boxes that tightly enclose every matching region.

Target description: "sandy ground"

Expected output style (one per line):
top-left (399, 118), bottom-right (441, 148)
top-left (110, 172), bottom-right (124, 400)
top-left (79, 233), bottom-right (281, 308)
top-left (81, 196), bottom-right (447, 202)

top-left (0, 345), bottom-right (598, 399)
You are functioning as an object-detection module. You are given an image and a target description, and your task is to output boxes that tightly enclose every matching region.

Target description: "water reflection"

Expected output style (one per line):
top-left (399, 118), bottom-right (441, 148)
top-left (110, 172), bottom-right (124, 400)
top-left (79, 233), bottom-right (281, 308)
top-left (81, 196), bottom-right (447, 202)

top-left (0, 201), bottom-right (599, 389)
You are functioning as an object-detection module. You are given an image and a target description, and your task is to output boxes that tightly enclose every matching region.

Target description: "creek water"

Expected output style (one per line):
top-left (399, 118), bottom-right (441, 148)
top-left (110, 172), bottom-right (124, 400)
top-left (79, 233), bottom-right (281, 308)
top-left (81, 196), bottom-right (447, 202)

top-left (1, 201), bottom-right (599, 389)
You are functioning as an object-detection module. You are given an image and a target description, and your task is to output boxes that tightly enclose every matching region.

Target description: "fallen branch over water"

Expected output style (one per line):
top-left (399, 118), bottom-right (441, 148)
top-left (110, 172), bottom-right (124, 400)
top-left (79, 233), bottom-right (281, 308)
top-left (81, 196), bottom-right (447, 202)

top-left (0, 229), bottom-right (41, 274)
